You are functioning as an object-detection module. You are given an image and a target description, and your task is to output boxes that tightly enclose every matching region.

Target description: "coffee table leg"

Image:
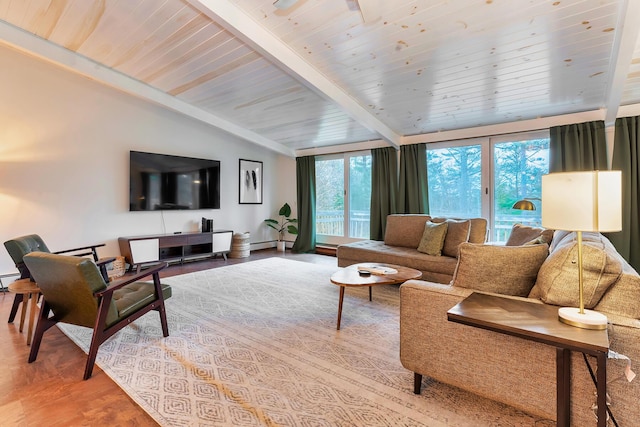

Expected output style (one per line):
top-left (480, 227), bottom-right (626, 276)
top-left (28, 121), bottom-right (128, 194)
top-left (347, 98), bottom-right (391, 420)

top-left (369, 286), bottom-right (372, 301)
top-left (337, 286), bottom-right (345, 330)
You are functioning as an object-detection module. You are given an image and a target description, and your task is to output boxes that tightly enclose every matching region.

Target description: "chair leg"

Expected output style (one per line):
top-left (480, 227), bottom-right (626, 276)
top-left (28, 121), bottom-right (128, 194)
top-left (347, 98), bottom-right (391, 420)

top-left (28, 302), bottom-right (55, 363)
top-left (83, 333), bottom-right (103, 380)
top-left (158, 305), bottom-right (169, 337)
top-left (8, 293), bottom-right (23, 323)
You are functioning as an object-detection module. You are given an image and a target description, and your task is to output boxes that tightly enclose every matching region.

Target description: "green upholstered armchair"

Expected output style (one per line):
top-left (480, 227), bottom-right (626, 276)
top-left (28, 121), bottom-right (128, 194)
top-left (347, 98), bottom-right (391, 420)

top-left (3, 234), bottom-right (115, 324)
top-left (23, 252), bottom-right (171, 380)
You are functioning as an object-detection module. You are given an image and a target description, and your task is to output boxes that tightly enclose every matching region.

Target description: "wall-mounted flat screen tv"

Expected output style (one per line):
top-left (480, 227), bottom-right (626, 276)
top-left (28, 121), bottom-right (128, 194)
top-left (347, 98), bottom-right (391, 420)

top-left (129, 151), bottom-right (220, 211)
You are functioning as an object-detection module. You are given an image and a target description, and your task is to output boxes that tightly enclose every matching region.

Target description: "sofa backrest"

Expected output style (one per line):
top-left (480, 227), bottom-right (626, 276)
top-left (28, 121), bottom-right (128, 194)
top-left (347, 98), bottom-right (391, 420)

top-left (384, 215), bottom-right (431, 248)
top-left (384, 214), bottom-right (488, 250)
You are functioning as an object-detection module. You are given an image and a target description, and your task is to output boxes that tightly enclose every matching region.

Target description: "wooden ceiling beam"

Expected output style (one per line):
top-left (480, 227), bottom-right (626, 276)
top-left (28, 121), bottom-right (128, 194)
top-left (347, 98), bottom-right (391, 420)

top-left (604, 0), bottom-right (640, 126)
top-left (188, 0), bottom-right (402, 148)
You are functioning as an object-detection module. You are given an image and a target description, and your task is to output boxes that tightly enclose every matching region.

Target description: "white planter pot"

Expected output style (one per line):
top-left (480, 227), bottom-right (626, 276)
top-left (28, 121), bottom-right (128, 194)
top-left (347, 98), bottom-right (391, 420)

top-left (276, 241), bottom-right (286, 252)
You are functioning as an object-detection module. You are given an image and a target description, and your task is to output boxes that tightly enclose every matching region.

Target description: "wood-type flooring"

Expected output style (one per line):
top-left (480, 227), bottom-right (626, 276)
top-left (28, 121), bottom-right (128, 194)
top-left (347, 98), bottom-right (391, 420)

top-left (0, 248), bottom-right (336, 426)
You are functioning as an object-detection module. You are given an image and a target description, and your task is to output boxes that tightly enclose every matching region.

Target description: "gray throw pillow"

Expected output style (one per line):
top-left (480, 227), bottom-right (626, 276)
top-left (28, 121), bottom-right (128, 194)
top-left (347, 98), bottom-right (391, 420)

top-left (417, 221), bottom-right (448, 256)
top-left (453, 242), bottom-right (549, 296)
top-left (505, 223), bottom-right (554, 246)
top-left (530, 232), bottom-right (622, 308)
top-left (440, 219), bottom-right (471, 258)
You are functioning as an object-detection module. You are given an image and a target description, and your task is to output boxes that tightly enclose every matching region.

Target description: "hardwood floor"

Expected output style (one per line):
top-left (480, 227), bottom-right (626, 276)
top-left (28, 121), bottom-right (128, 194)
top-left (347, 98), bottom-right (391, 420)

top-left (0, 249), bottom-right (337, 426)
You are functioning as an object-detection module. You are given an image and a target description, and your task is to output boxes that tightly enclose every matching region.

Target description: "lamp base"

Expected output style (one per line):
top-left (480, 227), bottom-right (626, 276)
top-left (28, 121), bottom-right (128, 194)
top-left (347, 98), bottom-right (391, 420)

top-left (558, 307), bottom-right (608, 330)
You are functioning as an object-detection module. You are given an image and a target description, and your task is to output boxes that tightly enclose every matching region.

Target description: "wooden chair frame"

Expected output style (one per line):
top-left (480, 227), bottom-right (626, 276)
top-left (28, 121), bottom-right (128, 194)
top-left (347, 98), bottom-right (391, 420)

top-left (5, 236), bottom-right (115, 324)
top-left (28, 262), bottom-right (169, 380)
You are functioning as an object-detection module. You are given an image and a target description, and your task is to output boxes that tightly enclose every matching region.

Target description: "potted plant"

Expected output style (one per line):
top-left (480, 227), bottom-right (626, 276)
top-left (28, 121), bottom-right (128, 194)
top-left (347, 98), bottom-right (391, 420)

top-left (264, 202), bottom-right (298, 251)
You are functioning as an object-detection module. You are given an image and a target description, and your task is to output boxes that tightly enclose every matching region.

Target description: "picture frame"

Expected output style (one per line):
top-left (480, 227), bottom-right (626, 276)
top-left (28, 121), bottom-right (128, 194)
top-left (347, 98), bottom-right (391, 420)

top-left (239, 159), bottom-right (263, 204)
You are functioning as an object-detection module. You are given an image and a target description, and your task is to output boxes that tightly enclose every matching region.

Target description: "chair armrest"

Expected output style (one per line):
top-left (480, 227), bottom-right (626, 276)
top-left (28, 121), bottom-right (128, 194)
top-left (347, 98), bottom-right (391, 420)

top-left (96, 262), bottom-right (167, 296)
top-left (54, 243), bottom-right (106, 261)
top-left (96, 257), bottom-right (116, 267)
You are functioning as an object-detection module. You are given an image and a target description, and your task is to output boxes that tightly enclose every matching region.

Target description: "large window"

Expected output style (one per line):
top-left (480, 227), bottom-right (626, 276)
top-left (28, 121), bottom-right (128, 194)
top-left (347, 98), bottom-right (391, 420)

top-left (493, 138), bottom-right (549, 241)
top-left (316, 152), bottom-right (371, 244)
top-left (427, 132), bottom-right (549, 242)
top-left (427, 144), bottom-right (482, 218)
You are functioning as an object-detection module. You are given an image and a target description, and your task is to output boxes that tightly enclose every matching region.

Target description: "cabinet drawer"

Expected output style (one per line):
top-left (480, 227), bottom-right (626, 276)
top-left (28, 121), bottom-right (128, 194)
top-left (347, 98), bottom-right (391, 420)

top-left (188, 233), bottom-right (212, 245)
top-left (159, 235), bottom-right (189, 247)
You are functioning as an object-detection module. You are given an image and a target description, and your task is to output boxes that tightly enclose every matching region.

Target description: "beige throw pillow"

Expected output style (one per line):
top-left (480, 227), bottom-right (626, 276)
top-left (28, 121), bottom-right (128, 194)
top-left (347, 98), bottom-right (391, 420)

top-left (452, 243), bottom-right (549, 296)
top-left (529, 233), bottom-right (622, 308)
top-left (417, 221), bottom-right (448, 256)
top-left (505, 224), bottom-right (554, 246)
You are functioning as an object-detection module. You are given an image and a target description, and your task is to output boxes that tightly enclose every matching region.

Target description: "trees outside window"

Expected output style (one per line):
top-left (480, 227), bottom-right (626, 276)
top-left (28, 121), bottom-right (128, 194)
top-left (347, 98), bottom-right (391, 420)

top-left (493, 139), bottom-right (549, 240)
top-left (427, 145), bottom-right (482, 218)
top-left (427, 132), bottom-right (549, 242)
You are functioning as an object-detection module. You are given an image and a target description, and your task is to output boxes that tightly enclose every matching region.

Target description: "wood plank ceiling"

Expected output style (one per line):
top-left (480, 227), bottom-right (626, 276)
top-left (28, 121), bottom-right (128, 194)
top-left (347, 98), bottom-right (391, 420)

top-left (0, 0), bottom-right (639, 156)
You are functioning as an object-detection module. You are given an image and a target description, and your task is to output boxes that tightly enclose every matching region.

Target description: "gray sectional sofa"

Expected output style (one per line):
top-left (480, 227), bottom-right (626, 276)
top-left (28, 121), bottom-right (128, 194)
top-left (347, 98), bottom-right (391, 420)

top-left (337, 214), bottom-right (487, 283)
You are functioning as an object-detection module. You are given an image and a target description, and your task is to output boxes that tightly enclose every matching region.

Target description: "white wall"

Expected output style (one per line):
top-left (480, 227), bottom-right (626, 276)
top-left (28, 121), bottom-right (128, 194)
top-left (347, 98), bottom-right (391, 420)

top-left (0, 44), bottom-right (296, 275)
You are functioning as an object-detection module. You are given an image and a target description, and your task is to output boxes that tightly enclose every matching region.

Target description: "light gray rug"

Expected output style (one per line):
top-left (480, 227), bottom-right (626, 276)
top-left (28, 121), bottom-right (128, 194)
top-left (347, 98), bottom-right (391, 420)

top-left (59, 258), bottom-right (553, 426)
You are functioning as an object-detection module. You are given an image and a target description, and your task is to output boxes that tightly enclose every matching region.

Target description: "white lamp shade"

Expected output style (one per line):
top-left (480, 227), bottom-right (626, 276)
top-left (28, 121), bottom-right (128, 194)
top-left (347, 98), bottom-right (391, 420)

top-left (541, 171), bottom-right (622, 232)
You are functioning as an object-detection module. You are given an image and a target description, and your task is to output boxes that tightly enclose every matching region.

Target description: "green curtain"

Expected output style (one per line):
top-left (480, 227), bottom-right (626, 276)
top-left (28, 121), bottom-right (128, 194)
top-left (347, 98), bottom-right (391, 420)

top-left (370, 147), bottom-right (398, 241)
top-left (398, 143), bottom-right (429, 214)
top-left (549, 121), bottom-right (608, 172)
top-left (291, 156), bottom-right (316, 253)
top-left (606, 116), bottom-right (640, 271)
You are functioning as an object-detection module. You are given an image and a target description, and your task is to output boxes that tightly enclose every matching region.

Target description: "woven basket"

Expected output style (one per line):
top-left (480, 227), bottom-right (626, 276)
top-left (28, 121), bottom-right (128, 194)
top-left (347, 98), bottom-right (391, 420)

top-left (107, 256), bottom-right (126, 280)
top-left (229, 232), bottom-right (250, 258)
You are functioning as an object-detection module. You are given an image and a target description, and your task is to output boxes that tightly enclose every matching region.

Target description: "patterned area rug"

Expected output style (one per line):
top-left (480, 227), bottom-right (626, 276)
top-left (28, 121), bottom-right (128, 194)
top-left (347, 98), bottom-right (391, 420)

top-left (59, 258), bottom-right (553, 426)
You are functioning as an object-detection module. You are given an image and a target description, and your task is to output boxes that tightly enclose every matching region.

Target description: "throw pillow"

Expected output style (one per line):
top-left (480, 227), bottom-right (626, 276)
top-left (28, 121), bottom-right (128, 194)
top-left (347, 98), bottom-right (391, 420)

top-left (440, 219), bottom-right (471, 258)
top-left (417, 221), bottom-right (449, 256)
top-left (432, 217), bottom-right (487, 244)
top-left (452, 243), bottom-right (549, 296)
top-left (505, 224), bottom-right (554, 246)
top-left (595, 262), bottom-right (640, 319)
top-left (529, 232), bottom-right (622, 308)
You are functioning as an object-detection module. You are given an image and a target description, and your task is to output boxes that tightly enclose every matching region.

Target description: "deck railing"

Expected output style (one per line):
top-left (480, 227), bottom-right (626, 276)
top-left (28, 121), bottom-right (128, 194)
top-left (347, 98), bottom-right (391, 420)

top-left (316, 210), bottom-right (541, 242)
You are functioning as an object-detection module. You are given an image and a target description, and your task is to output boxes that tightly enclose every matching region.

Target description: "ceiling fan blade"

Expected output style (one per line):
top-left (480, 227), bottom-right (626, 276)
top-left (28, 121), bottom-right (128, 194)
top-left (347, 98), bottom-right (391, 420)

top-left (345, 0), bottom-right (382, 24)
top-left (345, 0), bottom-right (360, 12)
top-left (273, 0), bottom-right (299, 10)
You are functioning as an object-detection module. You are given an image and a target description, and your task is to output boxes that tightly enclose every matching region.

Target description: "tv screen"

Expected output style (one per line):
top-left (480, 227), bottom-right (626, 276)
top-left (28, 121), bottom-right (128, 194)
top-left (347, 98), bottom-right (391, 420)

top-left (129, 151), bottom-right (220, 211)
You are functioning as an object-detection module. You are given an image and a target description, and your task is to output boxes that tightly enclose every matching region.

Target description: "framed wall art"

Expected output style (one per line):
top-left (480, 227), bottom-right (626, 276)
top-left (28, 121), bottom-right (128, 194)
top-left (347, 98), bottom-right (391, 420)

top-left (239, 159), bottom-right (263, 204)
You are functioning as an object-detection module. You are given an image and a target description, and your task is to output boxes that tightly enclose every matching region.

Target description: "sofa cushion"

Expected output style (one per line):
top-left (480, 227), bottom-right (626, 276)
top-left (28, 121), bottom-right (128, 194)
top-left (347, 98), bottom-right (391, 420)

top-left (432, 217), bottom-right (487, 244)
top-left (337, 240), bottom-right (458, 276)
top-left (529, 232), bottom-right (622, 308)
top-left (452, 243), bottom-right (549, 296)
top-left (436, 219), bottom-right (470, 258)
top-left (384, 215), bottom-right (431, 248)
top-left (417, 221), bottom-right (448, 256)
top-left (505, 224), bottom-right (554, 246)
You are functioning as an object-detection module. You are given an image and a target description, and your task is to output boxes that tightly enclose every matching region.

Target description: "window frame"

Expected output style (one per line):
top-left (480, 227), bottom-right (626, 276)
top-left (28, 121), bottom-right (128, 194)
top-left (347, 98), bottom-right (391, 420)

top-left (315, 150), bottom-right (371, 246)
top-left (426, 130), bottom-right (549, 242)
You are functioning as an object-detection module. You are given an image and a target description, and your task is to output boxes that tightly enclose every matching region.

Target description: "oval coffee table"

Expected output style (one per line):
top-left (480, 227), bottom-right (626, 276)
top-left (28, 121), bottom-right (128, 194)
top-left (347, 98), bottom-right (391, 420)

top-left (330, 263), bottom-right (422, 330)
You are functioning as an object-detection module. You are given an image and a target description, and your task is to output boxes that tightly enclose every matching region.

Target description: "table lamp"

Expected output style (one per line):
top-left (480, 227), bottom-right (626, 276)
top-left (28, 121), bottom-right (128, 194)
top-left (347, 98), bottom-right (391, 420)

top-left (541, 170), bottom-right (622, 330)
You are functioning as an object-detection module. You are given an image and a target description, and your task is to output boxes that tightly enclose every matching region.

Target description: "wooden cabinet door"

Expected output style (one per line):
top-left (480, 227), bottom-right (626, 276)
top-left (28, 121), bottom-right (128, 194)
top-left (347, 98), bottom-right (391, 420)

top-left (212, 232), bottom-right (232, 252)
top-left (129, 239), bottom-right (160, 264)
